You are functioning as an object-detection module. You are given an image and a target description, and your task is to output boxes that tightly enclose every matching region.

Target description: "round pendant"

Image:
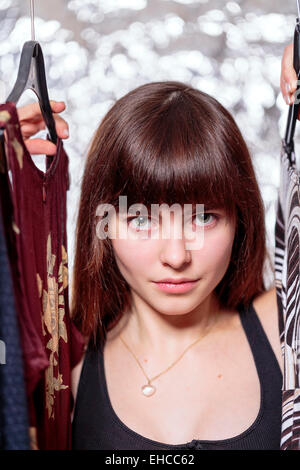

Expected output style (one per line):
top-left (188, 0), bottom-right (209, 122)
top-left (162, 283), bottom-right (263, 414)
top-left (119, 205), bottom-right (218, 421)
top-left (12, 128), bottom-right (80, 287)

top-left (141, 383), bottom-right (156, 397)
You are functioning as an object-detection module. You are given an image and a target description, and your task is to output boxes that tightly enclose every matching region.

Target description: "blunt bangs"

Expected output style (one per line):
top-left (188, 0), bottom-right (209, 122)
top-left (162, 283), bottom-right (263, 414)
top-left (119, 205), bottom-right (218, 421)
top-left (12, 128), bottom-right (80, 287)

top-left (109, 84), bottom-right (240, 221)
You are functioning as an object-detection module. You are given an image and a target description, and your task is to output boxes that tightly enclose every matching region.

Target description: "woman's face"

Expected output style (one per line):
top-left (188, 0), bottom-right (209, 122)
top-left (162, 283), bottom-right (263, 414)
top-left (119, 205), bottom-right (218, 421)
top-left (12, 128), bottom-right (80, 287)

top-left (109, 204), bottom-right (236, 317)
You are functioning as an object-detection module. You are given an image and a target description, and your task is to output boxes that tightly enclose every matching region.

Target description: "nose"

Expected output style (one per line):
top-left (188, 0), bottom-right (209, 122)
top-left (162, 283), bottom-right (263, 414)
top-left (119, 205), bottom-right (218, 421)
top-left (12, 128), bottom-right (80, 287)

top-left (159, 235), bottom-right (191, 269)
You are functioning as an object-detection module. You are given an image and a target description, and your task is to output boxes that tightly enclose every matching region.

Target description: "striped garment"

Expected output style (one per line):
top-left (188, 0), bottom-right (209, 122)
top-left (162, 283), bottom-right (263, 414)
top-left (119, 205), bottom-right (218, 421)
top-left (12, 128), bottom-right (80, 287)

top-left (274, 139), bottom-right (300, 450)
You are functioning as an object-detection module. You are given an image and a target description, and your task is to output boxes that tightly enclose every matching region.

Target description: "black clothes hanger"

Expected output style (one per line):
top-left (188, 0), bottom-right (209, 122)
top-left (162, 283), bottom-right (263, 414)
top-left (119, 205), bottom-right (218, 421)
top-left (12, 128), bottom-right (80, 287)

top-left (283, 0), bottom-right (300, 166)
top-left (0, 0), bottom-right (57, 157)
top-left (7, 41), bottom-right (57, 144)
top-left (0, 40), bottom-right (57, 145)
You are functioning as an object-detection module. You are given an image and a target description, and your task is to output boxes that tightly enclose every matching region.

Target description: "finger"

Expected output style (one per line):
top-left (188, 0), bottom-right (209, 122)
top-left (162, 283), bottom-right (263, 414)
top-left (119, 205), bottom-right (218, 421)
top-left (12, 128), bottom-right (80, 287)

top-left (281, 80), bottom-right (294, 105)
top-left (281, 75), bottom-right (298, 105)
top-left (17, 100), bottom-right (66, 122)
top-left (24, 138), bottom-right (57, 156)
top-left (21, 115), bottom-right (69, 139)
top-left (20, 115), bottom-right (69, 145)
top-left (50, 100), bottom-right (66, 114)
top-left (281, 44), bottom-right (297, 85)
top-left (20, 121), bottom-right (46, 139)
top-left (53, 114), bottom-right (69, 139)
top-left (281, 44), bottom-right (298, 102)
top-left (281, 77), bottom-right (290, 104)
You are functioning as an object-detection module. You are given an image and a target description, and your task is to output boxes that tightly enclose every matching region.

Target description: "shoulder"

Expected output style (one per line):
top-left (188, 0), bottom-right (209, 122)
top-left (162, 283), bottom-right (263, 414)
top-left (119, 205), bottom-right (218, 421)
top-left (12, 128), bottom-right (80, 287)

top-left (252, 287), bottom-right (283, 375)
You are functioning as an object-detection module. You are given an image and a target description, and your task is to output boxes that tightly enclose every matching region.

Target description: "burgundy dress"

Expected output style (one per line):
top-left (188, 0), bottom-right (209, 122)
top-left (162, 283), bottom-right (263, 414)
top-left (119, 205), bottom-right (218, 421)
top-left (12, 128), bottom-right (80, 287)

top-left (0, 101), bottom-right (85, 449)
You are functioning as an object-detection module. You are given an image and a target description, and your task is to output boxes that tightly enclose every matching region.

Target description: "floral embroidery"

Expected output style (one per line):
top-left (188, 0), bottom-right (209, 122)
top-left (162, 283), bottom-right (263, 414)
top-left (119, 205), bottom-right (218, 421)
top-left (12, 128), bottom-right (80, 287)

top-left (12, 137), bottom-right (23, 169)
top-left (0, 110), bottom-right (11, 123)
top-left (37, 233), bottom-right (69, 419)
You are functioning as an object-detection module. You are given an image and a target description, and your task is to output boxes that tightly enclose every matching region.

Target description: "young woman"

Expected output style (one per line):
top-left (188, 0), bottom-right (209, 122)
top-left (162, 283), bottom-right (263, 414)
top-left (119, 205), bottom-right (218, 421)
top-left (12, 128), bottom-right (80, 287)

top-left (16, 43), bottom-right (297, 450)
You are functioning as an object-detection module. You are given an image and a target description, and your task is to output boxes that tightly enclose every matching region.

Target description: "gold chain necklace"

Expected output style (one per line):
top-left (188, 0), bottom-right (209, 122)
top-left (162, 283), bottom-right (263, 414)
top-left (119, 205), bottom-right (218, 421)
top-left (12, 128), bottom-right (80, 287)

top-left (119, 320), bottom-right (216, 397)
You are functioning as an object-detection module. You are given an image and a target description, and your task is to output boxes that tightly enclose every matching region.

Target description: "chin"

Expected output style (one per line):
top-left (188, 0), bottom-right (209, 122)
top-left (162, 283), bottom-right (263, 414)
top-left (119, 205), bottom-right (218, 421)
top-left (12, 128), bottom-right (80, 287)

top-left (151, 302), bottom-right (200, 317)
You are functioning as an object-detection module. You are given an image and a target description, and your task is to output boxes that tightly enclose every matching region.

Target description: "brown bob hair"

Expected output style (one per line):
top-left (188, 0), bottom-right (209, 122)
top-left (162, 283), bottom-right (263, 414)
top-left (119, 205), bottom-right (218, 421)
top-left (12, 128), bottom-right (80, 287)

top-left (71, 80), bottom-right (272, 348)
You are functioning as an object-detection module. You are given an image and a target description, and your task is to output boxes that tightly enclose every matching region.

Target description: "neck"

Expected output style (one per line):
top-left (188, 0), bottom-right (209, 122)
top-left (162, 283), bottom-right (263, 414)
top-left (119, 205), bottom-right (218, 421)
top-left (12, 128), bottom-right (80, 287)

top-left (119, 291), bottom-right (223, 357)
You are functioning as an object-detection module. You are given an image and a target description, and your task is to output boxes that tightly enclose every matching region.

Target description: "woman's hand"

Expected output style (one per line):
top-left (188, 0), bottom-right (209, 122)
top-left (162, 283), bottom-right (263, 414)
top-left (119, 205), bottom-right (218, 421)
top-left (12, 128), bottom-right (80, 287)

top-left (280, 42), bottom-right (298, 106)
top-left (17, 100), bottom-right (69, 155)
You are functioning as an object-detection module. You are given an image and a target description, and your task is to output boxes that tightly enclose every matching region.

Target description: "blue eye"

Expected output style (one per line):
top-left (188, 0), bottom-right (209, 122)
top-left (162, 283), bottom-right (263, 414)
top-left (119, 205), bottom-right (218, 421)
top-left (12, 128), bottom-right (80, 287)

top-left (193, 213), bottom-right (217, 226)
top-left (127, 215), bottom-right (151, 230)
top-left (126, 212), bottom-right (218, 231)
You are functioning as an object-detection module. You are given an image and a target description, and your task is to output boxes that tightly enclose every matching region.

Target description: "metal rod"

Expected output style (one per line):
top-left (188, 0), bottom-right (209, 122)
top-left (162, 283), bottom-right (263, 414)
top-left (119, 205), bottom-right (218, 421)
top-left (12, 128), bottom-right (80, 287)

top-left (30, 0), bottom-right (35, 40)
top-left (297, 0), bottom-right (300, 19)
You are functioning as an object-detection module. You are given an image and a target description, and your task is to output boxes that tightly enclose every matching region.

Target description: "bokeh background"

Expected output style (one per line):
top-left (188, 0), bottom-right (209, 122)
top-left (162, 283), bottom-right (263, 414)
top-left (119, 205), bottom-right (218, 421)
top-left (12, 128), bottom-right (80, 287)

top-left (0, 0), bottom-right (298, 290)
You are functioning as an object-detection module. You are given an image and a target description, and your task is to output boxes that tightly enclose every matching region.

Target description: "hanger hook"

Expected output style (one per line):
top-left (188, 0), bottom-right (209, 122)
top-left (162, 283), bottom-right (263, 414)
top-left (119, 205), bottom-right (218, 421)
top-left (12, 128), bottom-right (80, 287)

top-left (30, 0), bottom-right (35, 41)
top-left (297, 0), bottom-right (300, 19)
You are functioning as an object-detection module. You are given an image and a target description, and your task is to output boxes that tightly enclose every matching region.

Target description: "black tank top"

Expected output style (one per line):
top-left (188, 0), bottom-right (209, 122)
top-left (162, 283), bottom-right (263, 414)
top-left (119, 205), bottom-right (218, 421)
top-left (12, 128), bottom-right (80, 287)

top-left (72, 301), bottom-right (283, 450)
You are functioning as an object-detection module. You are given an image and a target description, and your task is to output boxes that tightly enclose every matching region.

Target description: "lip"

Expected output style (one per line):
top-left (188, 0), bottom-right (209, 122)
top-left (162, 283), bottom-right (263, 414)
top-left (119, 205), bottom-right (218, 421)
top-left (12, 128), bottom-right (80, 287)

top-left (152, 278), bottom-right (200, 293)
top-left (155, 277), bottom-right (199, 284)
